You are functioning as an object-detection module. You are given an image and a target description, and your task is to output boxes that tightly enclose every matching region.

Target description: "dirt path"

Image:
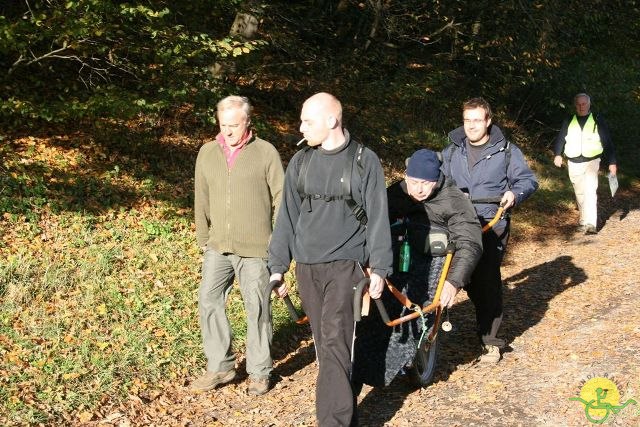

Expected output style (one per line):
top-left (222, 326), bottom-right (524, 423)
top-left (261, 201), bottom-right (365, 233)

top-left (89, 189), bottom-right (640, 427)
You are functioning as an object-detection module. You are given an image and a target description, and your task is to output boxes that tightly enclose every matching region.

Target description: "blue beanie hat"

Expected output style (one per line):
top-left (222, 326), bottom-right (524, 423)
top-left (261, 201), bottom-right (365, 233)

top-left (406, 149), bottom-right (441, 181)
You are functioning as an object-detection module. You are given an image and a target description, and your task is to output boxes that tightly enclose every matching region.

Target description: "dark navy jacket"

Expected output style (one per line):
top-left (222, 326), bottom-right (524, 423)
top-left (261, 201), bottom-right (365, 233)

top-left (442, 125), bottom-right (538, 223)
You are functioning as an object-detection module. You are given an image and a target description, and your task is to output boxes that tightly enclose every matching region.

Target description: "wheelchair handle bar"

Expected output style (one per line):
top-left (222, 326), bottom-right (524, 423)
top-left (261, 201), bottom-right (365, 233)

top-left (471, 197), bottom-right (507, 233)
top-left (353, 243), bottom-right (455, 327)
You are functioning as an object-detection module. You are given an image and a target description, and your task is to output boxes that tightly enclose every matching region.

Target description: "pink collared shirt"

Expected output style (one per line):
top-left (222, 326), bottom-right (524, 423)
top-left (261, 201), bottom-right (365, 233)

top-left (216, 130), bottom-right (252, 168)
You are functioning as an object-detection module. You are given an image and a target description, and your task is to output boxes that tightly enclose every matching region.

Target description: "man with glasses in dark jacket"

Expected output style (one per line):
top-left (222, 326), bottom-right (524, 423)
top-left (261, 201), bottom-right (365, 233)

top-left (442, 97), bottom-right (538, 363)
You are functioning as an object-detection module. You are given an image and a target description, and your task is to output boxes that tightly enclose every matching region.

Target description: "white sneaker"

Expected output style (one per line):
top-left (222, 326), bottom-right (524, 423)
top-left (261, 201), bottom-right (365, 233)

top-left (479, 344), bottom-right (501, 364)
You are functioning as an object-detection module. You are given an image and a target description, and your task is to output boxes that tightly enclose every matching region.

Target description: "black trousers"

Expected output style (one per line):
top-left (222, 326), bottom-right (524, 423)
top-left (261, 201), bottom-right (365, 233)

top-left (465, 220), bottom-right (509, 346)
top-left (296, 260), bottom-right (364, 427)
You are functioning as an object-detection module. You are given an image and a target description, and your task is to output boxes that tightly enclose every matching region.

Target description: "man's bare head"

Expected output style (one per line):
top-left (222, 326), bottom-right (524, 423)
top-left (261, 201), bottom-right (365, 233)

top-left (300, 92), bottom-right (344, 147)
top-left (574, 93), bottom-right (591, 117)
top-left (305, 92), bottom-right (342, 123)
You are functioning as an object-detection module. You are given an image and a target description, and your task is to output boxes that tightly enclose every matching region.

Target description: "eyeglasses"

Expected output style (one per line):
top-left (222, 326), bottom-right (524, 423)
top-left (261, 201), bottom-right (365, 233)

top-left (463, 119), bottom-right (486, 125)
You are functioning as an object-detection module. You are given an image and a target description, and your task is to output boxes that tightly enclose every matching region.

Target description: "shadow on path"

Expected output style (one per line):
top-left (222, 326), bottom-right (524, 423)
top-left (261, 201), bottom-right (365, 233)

top-left (598, 181), bottom-right (639, 229)
top-left (270, 312), bottom-right (315, 385)
top-left (356, 255), bottom-right (586, 426)
top-left (438, 255), bottom-right (586, 381)
top-left (357, 377), bottom-right (419, 427)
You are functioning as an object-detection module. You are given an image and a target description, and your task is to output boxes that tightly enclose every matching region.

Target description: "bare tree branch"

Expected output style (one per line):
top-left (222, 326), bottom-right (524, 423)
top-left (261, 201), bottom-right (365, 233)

top-left (9, 42), bottom-right (79, 75)
top-left (363, 0), bottom-right (383, 52)
top-left (8, 37), bottom-right (137, 86)
top-left (10, 54), bottom-right (25, 71)
top-left (24, 0), bottom-right (34, 18)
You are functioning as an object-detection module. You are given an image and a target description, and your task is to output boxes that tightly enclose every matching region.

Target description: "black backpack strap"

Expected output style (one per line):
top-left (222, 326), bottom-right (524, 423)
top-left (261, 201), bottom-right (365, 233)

top-left (340, 140), bottom-right (358, 200)
top-left (296, 146), bottom-right (313, 196)
top-left (505, 140), bottom-right (511, 164)
top-left (296, 141), bottom-right (367, 225)
top-left (504, 140), bottom-right (512, 187)
top-left (445, 144), bottom-right (458, 186)
top-left (296, 146), bottom-right (314, 211)
top-left (342, 142), bottom-right (367, 225)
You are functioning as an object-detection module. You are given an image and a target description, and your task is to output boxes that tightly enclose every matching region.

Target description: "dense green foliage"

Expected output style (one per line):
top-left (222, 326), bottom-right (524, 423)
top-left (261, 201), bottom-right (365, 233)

top-left (3, 0), bottom-right (639, 170)
top-left (1, 0), bottom-right (639, 424)
top-left (1, 0), bottom-right (261, 125)
top-left (246, 1), bottom-right (640, 168)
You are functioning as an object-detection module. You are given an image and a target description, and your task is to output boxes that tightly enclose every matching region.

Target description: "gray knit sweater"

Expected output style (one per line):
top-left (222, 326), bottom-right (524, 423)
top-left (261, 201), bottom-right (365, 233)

top-left (194, 136), bottom-right (284, 257)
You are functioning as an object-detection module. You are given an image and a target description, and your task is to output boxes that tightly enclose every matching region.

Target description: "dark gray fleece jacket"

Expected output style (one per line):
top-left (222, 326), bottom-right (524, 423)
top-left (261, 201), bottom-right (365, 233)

top-left (268, 132), bottom-right (393, 279)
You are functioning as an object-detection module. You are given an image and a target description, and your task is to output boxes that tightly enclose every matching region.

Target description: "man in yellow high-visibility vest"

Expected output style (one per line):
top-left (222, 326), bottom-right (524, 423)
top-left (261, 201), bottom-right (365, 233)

top-left (553, 93), bottom-right (617, 235)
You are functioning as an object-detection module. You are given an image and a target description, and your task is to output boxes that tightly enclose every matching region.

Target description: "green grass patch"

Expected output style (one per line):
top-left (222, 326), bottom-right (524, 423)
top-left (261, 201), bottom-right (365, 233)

top-left (0, 131), bottom-right (304, 424)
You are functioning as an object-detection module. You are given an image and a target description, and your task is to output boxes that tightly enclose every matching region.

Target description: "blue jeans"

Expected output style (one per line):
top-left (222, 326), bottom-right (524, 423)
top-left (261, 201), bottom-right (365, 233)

top-left (198, 249), bottom-right (272, 378)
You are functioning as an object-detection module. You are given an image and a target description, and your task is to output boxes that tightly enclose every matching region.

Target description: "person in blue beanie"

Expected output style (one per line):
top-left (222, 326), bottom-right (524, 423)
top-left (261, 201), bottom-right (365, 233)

top-left (395, 149), bottom-right (483, 306)
top-left (352, 149), bottom-right (482, 388)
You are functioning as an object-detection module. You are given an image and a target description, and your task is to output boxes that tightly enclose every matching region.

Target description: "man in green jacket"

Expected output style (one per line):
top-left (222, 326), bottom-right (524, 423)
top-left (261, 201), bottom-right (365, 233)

top-left (191, 95), bottom-right (284, 396)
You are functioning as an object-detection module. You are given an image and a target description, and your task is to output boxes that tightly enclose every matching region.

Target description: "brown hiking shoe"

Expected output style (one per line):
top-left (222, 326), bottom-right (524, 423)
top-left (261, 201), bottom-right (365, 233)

top-left (190, 369), bottom-right (236, 391)
top-left (247, 376), bottom-right (270, 396)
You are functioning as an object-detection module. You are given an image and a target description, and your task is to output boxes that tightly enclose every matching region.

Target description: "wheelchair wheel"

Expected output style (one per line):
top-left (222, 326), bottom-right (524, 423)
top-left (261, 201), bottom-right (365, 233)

top-left (410, 327), bottom-right (438, 387)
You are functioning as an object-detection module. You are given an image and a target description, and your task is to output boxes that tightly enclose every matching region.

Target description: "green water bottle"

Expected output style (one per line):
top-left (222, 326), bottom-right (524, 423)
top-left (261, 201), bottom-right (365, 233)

top-left (398, 235), bottom-right (411, 272)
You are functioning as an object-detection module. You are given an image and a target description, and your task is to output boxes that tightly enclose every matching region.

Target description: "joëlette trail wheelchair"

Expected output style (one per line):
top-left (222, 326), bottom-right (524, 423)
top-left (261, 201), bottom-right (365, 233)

top-left (268, 198), bottom-right (505, 391)
top-left (351, 197), bottom-right (505, 390)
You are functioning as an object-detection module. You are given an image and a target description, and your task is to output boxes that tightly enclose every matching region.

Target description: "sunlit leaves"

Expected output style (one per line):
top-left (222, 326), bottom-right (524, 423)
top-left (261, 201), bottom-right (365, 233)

top-left (0, 130), bottom-right (210, 423)
top-left (119, 5), bottom-right (170, 20)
